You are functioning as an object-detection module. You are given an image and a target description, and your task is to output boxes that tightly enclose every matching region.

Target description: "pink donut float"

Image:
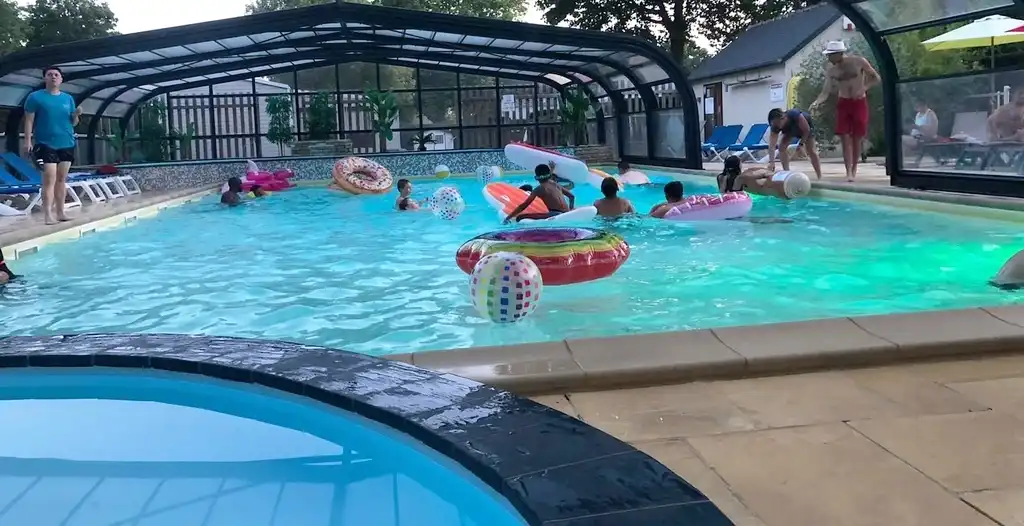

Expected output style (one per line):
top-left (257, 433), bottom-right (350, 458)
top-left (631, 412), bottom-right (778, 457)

top-left (664, 192), bottom-right (752, 221)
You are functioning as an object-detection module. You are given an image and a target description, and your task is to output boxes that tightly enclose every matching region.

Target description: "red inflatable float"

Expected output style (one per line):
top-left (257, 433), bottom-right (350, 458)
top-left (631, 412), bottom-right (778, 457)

top-left (456, 227), bottom-right (630, 286)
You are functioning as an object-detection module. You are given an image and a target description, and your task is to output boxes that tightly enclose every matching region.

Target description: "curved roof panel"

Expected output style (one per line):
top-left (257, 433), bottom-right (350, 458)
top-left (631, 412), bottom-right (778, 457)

top-left (0, 0), bottom-right (684, 118)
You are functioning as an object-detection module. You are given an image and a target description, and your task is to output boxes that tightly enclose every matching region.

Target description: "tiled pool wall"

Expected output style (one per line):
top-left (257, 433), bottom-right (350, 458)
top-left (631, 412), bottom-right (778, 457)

top-left (119, 148), bottom-right (575, 192)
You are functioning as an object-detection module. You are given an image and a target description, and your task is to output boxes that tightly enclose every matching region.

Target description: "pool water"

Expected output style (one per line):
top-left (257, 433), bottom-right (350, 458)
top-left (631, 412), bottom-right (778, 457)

top-left (0, 368), bottom-right (527, 526)
top-left (2, 172), bottom-right (1024, 354)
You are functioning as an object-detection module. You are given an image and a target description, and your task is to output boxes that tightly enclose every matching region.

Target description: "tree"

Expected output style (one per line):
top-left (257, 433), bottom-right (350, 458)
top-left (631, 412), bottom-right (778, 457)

top-left (538, 0), bottom-right (820, 65)
top-left (22, 0), bottom-right (117, 49)
top-left (0, 0), bottom-right (24, 55)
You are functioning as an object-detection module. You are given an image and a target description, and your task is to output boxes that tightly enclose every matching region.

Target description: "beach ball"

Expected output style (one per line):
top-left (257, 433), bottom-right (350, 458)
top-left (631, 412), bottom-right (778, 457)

top-left (431, 186), bottom-right (465, 220)
top-left (469, 252), bottom-right (543, 323)
top-left (475, 165), bottom-right (502, 184)
top-left (435, 164), bottom-right (450, 179)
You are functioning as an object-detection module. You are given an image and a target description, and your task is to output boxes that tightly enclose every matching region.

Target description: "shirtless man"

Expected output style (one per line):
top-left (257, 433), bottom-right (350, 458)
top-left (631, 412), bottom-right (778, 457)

top-left (810, 40), bottom-right (881, 182)
top-left (987, 89), bottom-right (1024, 142)
top-left (593, 177), bottom-right (635, 218)
top-left (504, 163), bottom-right (575, 223)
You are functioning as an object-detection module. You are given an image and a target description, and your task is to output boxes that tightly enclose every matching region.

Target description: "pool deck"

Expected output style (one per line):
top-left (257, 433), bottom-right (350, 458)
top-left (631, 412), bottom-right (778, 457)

top-left (527, 351), bottom-right (1024, 526)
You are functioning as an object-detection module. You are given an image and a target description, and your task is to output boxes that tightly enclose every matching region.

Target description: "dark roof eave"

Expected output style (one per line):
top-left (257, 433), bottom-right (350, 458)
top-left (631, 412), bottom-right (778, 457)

top-left (689, 58), bottom-right (785, 82)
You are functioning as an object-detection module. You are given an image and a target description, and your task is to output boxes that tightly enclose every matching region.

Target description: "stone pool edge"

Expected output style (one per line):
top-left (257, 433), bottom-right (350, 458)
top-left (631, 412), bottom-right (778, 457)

top-left (396, 306), bottom-right (1024, 396)
top-left (0, 333), bottom-right (734, 526)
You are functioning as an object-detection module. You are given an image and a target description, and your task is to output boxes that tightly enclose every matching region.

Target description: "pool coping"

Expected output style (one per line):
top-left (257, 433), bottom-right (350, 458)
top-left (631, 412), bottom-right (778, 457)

top-left (0, 333), bottom-right (735, 526)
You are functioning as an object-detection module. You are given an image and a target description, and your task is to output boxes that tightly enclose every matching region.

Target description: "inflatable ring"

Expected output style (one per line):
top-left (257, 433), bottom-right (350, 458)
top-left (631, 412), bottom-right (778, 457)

top-left (456, 227), bottom-right (630, 286)
top-left (331, 157), bottom-right (394, 195)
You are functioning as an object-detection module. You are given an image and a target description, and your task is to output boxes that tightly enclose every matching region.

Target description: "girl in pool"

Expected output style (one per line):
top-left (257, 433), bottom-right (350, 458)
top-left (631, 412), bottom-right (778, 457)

top-left (395, 179), bottom-right (422, 211)
top-left (717, 155), bottom-right (772, 193)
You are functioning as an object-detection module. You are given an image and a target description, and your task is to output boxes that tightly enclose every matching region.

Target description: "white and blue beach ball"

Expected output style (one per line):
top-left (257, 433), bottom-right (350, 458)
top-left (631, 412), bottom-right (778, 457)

top-left (469, 252), bottom-right (543, 323)
top-left (431, 186), bottom-right (465, 220)
top-left (475, 165), bottom-right (502, 184)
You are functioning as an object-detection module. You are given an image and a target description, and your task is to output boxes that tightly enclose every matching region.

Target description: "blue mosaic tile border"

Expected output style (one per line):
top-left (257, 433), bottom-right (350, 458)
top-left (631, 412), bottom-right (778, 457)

top-left (118, 148), bottom-right (576, 192)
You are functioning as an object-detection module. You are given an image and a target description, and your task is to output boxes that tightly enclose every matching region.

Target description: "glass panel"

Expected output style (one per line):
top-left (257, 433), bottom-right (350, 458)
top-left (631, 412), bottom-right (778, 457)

top-left (461, 86), bottom-right (497, 126)
top-left (501, 125), bottom-right (532, 145)
top-left (605, 116), bottom-right (618, 158)
top-left (337, 63), bottom-right (378, 91)
top-left (537, 88), bottom-right (560, 123)
top-left (537, 124), bottom-right (561, 147)
top-left (500, 85), bottom-right (535, 125)
top-left (339, 92), bottom-right (371, 131)
top-left (379, 64), bottom-right (416, 90)
top-left (622, 89), bottom-right (644, 113)
top-left (419, 69), bottom-right (458, 89)
top-left (346, 131), bottom-right (379, 154)
top-left (462, 127), bottom-right (498, 148)
top-left (653, 83), bottom-right (683, 109)
top-left (460, 73), bottom-right (496, 87)
top-left (420, 90), bottom-right (458, 127)
top-left (883, 25), bottom-right (975, 80)
top-left (394, 91), bottom-right (420, 129)
top-left (853, 0), bottom-right (1014, 32)
top-left (500, 77), bottom-right (532, 86)
top-left (420, 128), bottom-right (458, 150)
top-left (215, 136), bottom-right (259, 159)
top-left (624, 114), bottom-right (647, 156)
top-left (654, 109), bottom-right (686, 159)
top-left (898, 70), bottom-right (1024, 174)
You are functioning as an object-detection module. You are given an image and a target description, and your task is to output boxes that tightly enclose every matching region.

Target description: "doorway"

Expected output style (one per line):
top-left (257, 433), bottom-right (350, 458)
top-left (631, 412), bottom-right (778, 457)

top-left (702, 82), bottom-right (724, 141)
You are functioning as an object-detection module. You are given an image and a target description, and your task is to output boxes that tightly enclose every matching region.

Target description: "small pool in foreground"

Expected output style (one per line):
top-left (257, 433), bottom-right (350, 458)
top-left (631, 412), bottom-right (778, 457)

top-left (3, 172), bottom-right (1024, 354)
top-left (0, 368), bottom-right (527, 526)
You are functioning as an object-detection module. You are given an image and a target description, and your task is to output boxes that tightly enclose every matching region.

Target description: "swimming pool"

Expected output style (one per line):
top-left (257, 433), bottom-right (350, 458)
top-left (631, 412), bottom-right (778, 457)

top-left (0, 368), bottom-right (527, 526)
top-left (2, 172), bottom-right (1023, 355)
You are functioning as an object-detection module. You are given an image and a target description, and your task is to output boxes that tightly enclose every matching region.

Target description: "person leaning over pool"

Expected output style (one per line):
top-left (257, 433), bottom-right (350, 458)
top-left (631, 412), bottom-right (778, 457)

top-left (504, 163), bottom-right (574, 223)
top-left (649, 181), bottom-right (686, 219)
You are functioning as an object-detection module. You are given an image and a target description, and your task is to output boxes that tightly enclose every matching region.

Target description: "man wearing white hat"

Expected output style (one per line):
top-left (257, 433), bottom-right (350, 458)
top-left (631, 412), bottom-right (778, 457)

top-left (810, 40), bottom-right (881, 182)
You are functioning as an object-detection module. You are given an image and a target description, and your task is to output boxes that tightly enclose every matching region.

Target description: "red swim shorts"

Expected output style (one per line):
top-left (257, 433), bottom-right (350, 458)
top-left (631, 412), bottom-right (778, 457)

top-left (835, 97), bottom-right (869, 138)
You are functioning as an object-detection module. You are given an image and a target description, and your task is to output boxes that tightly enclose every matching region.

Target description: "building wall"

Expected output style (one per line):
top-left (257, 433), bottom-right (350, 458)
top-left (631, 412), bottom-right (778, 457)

top-left (691, 18), bottom-right (856, 144)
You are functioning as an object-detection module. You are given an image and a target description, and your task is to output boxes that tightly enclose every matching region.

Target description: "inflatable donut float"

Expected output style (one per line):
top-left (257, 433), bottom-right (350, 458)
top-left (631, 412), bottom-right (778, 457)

top-left (456, 227), bottom-right (630, 286)
top-left (331, 157), bottom-right (394, 195)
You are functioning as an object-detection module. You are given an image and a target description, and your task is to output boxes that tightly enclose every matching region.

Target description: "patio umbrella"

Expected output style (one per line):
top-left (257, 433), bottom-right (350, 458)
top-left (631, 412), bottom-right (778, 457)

top-left (922, 15), bottom-right (1024, 68)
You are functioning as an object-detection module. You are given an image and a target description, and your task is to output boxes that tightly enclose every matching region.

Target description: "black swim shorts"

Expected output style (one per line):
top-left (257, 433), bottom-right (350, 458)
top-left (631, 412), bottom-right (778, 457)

top-left (33, 144), bottom-right (75, 165)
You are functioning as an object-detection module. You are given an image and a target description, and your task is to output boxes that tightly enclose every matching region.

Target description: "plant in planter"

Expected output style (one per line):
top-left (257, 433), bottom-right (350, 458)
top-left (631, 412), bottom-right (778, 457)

top-left (359, 89), bottom-right (398, 153)
top-left (265, 95), bottom-right (294, 156)
top-left (411, 132), bottom-right (435, 152)
top-left (136, 100), bottom-right (171, 162)
top-left (558, 87), bottom-right (593, 146)
top-left (169, 122), bottom-right (197, 160)
top-left (305, 91), bottom-right (337, 141)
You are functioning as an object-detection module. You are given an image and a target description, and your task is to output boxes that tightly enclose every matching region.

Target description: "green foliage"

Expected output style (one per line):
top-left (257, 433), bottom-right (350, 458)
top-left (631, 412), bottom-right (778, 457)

top-left (412, 132), bottom-right (435, 151)
top-left (360, 89), bottom-right (399, 152)
top-left (246, 0), bottom-right (523, 20)
top-left (0, 0), bottom-right (24, 55)
top-left (305, 92), bottom-right (337, 141)
top-left (265, 95), bottom-right (294, 154)
top-left (169, 122), bottom-right (197, 160)
top-left (22, 0), bottom-right (117, 49)
top-left (133, 101), bottom-right (171, 163)
top-left (558, 87), bottom-right (592, 146)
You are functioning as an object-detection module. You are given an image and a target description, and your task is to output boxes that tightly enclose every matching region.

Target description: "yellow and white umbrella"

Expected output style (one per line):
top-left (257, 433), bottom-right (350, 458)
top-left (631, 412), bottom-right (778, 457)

top-left (922, 15), bottom-right (1024, 67)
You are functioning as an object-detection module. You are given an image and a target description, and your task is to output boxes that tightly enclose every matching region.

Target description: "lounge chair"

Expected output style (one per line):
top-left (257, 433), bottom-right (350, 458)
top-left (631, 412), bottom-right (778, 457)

top-left (0, 164), bottom-right (66, 215)
top-left (0, 152), bottom-right (125, 203)
top-left (726, 123), bottom-right (770, 161)
top-left (702, 125), bottom-right (743, 161)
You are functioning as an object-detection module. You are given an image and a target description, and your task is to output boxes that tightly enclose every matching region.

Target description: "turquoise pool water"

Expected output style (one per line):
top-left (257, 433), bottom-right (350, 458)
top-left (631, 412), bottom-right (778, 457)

top-left (2, 172), bottom-right (1024, 354)
top-left (0, 368), bottom-right (527, 526)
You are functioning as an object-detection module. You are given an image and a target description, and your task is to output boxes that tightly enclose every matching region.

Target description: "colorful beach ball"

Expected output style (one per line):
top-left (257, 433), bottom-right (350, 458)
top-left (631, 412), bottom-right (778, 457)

top-left (435, 164), bottom-right (450, 179)
top-left (431, 186), bottom-right (465, 220)
top-left (475, 165), bottom-right (502, 184)
top-left (469, 252), bottom-right (543, 323)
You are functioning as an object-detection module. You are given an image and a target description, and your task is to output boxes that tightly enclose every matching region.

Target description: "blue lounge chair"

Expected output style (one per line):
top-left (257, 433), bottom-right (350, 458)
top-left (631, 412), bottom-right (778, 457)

top-left (727, 123), bottom-right (769, 161)
top-left (702, 125), bottom-right (743, 162)
top-left (0, 152), bottom-right (118, 203)
top-left (0, 164), bottom-right (42, 215)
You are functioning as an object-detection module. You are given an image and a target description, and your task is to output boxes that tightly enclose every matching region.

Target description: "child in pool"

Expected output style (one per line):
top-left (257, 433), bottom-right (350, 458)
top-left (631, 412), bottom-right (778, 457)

top-left (0, 247), bottom-right (16, 285)
top-left (221, 177), bottom-right (243, 207)
top-left (249, 184), bottom-right (267, 198)
top-left (395, 179), bottom-right (421, 211)
top-left (649, 181), bottom-right (686, 219)
top-left (717, 155), bottom-right (771, 193)
top-left (504, 164), bottom-right (575, 223)
top-left (593, 177), bottom-right (635, 218)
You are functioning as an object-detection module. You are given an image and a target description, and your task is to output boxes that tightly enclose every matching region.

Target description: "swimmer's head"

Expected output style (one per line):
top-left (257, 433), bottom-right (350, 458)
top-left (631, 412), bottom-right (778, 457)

top-left (600, 177), bottom-right (619, 198)
top-left (534, 164), bottom-right (552, 182)
top-left (227, 176), bottom-right (243, 193)
top-left (664, 180), bottom-right (684, 202)
top-left (397, 178), bottom-right (412, 195)
top-left (519, 184), bottom-right (533, 192)
top-left (723, 155), bottom-right (742, 176)
top-left (617, 160), bottom-right (630, 172)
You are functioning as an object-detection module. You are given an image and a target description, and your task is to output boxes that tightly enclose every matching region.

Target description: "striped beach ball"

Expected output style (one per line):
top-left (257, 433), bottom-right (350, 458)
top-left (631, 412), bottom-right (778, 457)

top-left (435, 164), bottom-right (450, 179)
top-left (469, 252), bottom-right (543, 323)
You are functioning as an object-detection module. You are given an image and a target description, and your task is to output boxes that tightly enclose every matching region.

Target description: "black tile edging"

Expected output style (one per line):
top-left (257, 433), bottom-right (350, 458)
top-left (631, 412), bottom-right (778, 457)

top-left (0, 333), bottom-right (735, 526)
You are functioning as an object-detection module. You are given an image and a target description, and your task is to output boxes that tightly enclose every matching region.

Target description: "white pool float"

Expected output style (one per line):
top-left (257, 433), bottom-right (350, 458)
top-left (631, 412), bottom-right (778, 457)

top-left (516, 206), bottom-right (598, 224)
top-left (504, 142), bottom-right (606, 188)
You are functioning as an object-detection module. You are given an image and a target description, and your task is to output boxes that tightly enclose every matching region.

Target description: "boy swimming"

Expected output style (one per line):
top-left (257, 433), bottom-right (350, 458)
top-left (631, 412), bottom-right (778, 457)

top-left (395, 179), bottom-right (421, 211)
top-left (649, 181), bottom-right (686, 219)
top-left (593, 176), bottom-right (635, 218)
top-left (504, 163), bottom-right (575, 223)
top-left (221, 177), bottom-right (243, 206)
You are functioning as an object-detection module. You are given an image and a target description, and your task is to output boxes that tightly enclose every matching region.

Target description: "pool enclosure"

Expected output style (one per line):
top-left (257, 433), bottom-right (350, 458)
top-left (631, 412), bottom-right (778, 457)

top-left (0, 0), bottom-right (701, 169)
top-left (827, 0), bottom-right (1024, 197)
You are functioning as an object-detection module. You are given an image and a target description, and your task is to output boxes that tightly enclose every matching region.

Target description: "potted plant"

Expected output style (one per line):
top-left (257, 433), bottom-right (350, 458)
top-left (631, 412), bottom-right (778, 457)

top-left (265, 95), bottom-right (294, 156)
top-left (558, 87), bottom-right (593, 146)
top-left (305, 91), bottom-right (336, 141)
top-left (360, 89), bottom-right (399, 153)
top-left (411, 132), bottom-right (434, 152)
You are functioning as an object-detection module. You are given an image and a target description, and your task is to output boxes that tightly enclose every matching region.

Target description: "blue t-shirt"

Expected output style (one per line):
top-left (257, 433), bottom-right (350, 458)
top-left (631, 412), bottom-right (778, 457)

top-left (24, 90), bottom-right (77, 150)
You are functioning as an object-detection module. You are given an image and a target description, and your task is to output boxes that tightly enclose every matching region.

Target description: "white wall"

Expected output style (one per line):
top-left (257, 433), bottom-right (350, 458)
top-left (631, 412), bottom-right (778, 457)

top-left (692, 18), bottom-right (856, 144)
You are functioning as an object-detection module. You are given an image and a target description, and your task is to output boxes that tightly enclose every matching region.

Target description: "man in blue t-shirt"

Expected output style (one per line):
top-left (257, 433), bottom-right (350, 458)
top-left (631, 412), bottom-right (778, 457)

top-left (23, 66), bottom-right (81, 225)
top-left (766, 107), bottom-right (823, 181)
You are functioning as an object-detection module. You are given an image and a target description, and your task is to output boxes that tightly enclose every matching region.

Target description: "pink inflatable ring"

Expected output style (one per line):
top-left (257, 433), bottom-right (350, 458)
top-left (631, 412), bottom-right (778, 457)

top-left (664, 192), bottom-right (752, 221)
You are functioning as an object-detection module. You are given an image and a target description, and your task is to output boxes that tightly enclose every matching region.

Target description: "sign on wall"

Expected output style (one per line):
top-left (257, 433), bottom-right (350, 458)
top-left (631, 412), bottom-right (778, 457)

top-left (769, 82), bottom-right (784, 103)
top-left (501, 94), bottom-right (516, 112)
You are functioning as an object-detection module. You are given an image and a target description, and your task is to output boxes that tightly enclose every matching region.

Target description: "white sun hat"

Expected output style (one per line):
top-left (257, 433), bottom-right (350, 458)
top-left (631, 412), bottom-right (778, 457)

top-left (822, 40), bottom-right (848, 54)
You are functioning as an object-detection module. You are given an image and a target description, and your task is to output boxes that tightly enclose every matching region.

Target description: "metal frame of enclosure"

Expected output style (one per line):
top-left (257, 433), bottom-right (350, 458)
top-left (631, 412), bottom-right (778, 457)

top-left (828, 0), bottom-right (1024, 197)
top-left (0, 0), bottom-right (701, 169)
